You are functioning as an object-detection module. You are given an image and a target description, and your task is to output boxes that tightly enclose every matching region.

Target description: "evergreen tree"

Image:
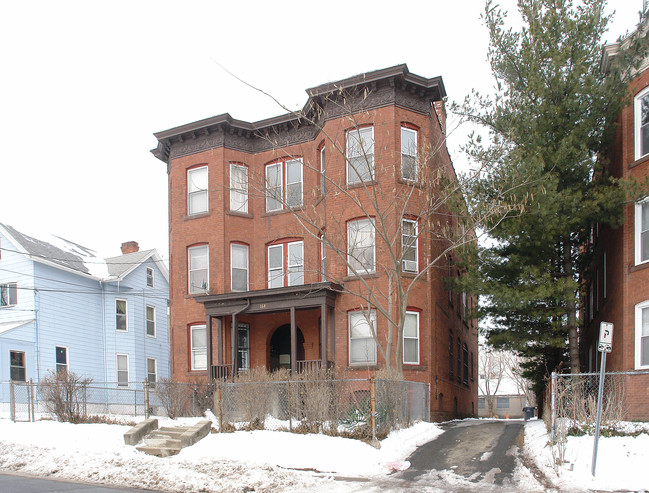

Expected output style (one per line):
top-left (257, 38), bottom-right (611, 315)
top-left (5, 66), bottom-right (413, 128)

top-left (456, 0), bottom-right (649, 395)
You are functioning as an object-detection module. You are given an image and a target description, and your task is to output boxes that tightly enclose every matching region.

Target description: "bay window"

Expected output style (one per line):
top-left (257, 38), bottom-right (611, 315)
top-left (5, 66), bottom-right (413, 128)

top-left (401, 126), bottom-right (418, 181)
top-left (265, 159), bottom-right (303, 212)
top-left (401, 218), bottom-right (418, 273)
top-left (267, 240), bottom-right (304, 288)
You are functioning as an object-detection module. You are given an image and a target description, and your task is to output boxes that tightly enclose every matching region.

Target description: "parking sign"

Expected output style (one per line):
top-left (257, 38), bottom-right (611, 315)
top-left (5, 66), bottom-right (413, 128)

top-left (598, 322), bottom-right (613, 353)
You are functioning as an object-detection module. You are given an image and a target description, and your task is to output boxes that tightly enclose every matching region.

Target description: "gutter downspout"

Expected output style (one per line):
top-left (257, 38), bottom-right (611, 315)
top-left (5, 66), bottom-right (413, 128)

top-left (101, 281), bottom-right (107, 384)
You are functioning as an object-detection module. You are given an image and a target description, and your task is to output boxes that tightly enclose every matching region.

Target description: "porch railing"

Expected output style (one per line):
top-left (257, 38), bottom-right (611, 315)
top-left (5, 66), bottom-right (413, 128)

top-left (210, 364), bottom-right (233, 380)
top-left (296, 360), bottom-right (332, 373)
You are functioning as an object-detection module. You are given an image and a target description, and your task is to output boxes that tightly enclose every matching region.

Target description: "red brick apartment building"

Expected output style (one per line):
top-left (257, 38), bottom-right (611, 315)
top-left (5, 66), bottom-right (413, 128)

top-left (152, 65), bottom-right (478, 419)
top-left (583, 32), bottom-right (649, 419)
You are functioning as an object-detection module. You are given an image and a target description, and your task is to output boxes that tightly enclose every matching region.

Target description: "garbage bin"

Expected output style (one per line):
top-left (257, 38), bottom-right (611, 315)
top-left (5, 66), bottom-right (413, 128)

top-left (523, 407), bottom-right (535, 421)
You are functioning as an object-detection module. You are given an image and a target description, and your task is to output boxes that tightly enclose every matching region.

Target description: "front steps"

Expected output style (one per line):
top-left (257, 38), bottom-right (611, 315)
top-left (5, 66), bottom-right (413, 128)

top-left (124, 419), bottom-right (212, 457)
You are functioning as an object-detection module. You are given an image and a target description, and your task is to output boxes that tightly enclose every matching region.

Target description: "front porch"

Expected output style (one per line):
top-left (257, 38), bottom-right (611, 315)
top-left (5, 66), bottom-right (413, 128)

top-left (195, 283), bottom-right (341, 380)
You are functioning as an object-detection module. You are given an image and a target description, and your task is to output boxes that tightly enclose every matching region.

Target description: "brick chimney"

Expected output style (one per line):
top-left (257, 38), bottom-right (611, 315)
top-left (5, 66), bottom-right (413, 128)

top-left (121, 241), bottom-right (139, 255)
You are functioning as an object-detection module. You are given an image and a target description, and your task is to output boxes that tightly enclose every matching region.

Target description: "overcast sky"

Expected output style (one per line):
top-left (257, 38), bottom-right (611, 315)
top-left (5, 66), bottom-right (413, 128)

top-left (0, 0), bottom-right (642, 263)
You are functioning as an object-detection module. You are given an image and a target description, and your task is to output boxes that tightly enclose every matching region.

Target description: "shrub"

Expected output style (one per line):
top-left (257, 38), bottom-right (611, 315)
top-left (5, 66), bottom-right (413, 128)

top-left (39, 370), bottom-right (92, 423)
top-left (153, 378), bottom-right (191, 419)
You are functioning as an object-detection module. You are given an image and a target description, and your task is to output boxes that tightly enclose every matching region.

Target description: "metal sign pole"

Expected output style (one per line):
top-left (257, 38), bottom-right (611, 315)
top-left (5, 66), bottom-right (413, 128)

top-left (591, 350), bottom-right (606, 476)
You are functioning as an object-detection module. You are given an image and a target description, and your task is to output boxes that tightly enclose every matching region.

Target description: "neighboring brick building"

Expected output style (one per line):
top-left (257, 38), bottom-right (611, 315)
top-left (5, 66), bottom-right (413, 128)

top-left (583, 28), bottom-right (649, 419)
top-left (152, 65), bottom-right (478, 419)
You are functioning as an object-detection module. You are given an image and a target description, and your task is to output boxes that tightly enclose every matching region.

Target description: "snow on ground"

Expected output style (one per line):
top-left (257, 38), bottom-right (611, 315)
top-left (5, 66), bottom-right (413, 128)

top-left (0, 417), bottom-right (443, 492)
top-left (524, 418), bottom-right (649, 492)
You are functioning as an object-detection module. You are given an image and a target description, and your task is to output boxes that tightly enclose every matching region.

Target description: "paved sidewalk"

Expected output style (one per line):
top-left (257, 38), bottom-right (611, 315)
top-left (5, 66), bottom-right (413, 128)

top-left (0, 473), bottom-right (155, 493)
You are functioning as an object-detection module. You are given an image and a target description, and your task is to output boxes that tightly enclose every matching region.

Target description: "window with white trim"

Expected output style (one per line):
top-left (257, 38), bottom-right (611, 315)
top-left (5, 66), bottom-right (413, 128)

top-left (10, 351), bottom-right (25, 382)
top-left (146, 305), bottom-right (156, 337)
top-left (635, 300), bottom-right (649, 369)
top-left (403, 311), bottom-right (420, 365)
top-left (401, 126), bottom-right (418, 181)
top-left (349, 310), bottom-right (377, 365)
top-left (116, 299), bottom-right (127, 331)
top-left (55, 346), bottom-right (67, 374)
top-left (636, 198), bottom-right (649, 265)
top-left (320, 145), bottom-right (326, 196)
top-left (187, 166), bottom-right (208, 215)
top-left (188, 245), bottom-right (208, 293)
top-left (0, 282), bottom-right (17, 307)
top-left (401, 219), bottom-right (418, 273)
top-left (230, 163), bottom-right (248, 213)
top-left (347, 218), bottom-right (375, 274)
top-left (635, 86), bottom-right (649, 160)
top-left (146, 267), bottom-right (154, 288)
top-left (267, 241), bottom-right (304, 288)
top-left (231, 243), bottom-right (249, 292)
top-left (190, 324), bottom-right (207, 371)
top-left (147, 358), bottom-right (157, 387)
top-left (265, 159), bottom-right (303, 211)
top-left (320, 235), bottom-right (327, 282)
top-left (117, 354), bottom-right (129, 386)
top-left (346, 126), bottom-right (374, 185)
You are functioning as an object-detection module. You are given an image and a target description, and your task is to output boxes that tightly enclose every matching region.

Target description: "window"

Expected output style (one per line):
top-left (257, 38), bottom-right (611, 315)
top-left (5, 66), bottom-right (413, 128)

top-left (635, 86), bottom-right (649, 160)
top-left (457, 339), bottom-right (461, 381)
top-left (319, 145), bottom-right (326, 196)
top-left (190, 324), bottom-right (207, 371)
top-left (267, 240), bottom-right (303, 288)
top-left (231, 243), bottom-right (249, 292)
top-left (146, 267), bottom-right (154, 288)
top-left (449, 332), bottom-right (454, 376)
top-left (320, 235), bottom-right (327, 282)
top-left (463, 343), bottom-right (469, 384)
top-left (146, 305), bottom-right (156, 337)
top-left (401, 126), bottom-right (418, 181)
top-left (636, 199), bottom-right (649, 265)
top-left (117, 354), bottom-right (129, 386)
top-left (55, 346), bottom-right (67, 374)
top-left (0, 282), bottom-right (17, 307)
top-left (10, 351), bottom-right (25, 381)
top-left (401, 219), bottom-right (418, 273)
top-left (403, 311), bottom-right (420, 365)
top-left (147, 358), bottom-right (157, 387)
top-left (478, 397), bottom-right (485, 409)
top-left (349, 310), bottom-right (377, 365)
top-left (347, 218), bottom-right (375, 275)
top-left (496, 397), bottom-right (510, 409)
top-left (188, 245), bottom-right (208, 293)
top-left (187, 166), bottom-right (208, 215)
top-left (635, 300), bottom-right (649, 369)
top-left (603, 251), bottom-right (607, 300)
top-left (265, 159), bottom-right (303, 212)
top-left (346, 126), bottom-right (374, 184)
top-left (238, 323), bottom-right (250, 371)
top-left (230, 163), bottom-right (248, 213)
top-left (116, 299), bottom-right (127, 331)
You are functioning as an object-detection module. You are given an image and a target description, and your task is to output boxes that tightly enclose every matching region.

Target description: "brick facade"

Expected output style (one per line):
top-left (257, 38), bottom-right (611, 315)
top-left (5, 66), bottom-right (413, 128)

top-left (583, 44), bottom-right (649, 419)
top-left (153, 65), bottom-right (478, 419)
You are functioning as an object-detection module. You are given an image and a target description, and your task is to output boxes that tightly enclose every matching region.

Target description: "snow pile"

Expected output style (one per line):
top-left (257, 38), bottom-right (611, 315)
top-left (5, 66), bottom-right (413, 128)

top-left (0, 418), bottom-right (442, 492)
top-left (524, 418), bottom-right (649, 492)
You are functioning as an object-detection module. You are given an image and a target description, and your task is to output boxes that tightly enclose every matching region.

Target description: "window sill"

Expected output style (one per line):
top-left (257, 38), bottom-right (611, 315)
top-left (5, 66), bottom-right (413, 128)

top-left (185, 292), bottom-right (209, 299)
top-left (184, 212), bottom-right (210, 221)
top-left (346, 364), bottom-right (379, 371)
top-left (629, 262), bottom-right (649, 274)
top-left (262, 206), bottom-right (304, 218)
top-left (401, 271), bottom-right (420, 278)
top-left (629, 153), bottom-right (649, 169)
top-left (226, 210), bottom-right (253, 219)
top-left (403, 364), bottom-right (427, 371)
top-left (343, 272), bottom-right (379, 282)
top-left (346, 180), bottom-right (377, 190)
top-left (397, 177), bottom-right (422, 187)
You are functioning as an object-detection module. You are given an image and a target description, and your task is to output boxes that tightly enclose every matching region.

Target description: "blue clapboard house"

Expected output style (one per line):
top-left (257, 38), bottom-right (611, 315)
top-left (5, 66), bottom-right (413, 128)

top-left (0, 223), bottom-right (169, 396)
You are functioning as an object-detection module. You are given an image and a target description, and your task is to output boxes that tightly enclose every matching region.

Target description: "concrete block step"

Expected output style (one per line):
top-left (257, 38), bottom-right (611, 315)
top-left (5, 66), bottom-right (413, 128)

top-left (149, 430), bottom-right (185, 439)
top-left (159, 426), bottom-right (190, 433)
top-left (135, 445), bottom-right (181, 457)
top-left (143, 438), bottom-right (182, 448)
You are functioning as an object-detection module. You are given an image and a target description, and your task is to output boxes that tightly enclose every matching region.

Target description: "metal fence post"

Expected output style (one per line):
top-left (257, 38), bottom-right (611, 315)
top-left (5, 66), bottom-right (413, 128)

top-left (287, 380), bottom-right (292, 432)
top-left (144, 380), bottom-right (150, 419)
top-left (9, 381), bottom-right (15, 422)
top-left (30, 379), bottom-right (36, 422)
top-left (370, 377), bottom-right (376, 442)
top-left (214, 383), bottom-right (223, 431)
top-left (551, 372), bottom-right (557, 443)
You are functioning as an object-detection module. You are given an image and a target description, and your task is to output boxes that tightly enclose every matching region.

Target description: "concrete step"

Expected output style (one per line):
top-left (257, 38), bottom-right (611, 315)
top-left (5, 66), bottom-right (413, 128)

top-left (143, 437), bottom-right (182, 448)
top-left (149, 430), bottom-right (185, 440)
top-left (135, 445), bottom-right (181, 457)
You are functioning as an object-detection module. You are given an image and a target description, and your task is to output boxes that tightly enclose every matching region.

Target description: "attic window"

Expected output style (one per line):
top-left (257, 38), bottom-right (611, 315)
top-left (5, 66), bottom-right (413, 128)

top-left (146, 267), bottom-right (154, 288)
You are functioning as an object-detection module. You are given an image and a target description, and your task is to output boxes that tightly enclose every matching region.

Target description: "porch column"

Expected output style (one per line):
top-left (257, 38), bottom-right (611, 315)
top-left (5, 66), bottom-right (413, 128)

top-left (290, 307), bottom-right (296, 374)
top-left (231, 314), bottom-right (238, 381)
top-left (206, 316), bottom-right (213, 380)
top-left (320, 302), bottom-right (327, 364)
top-left (329, 307), bottom-right (335, 362)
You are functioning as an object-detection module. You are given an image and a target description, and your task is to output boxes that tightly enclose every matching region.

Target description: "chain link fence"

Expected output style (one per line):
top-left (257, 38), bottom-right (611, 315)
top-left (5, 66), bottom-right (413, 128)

top-left (547, 370), bottom-right (649, 449)
top-left (1, 377), bottom-right (430, 440)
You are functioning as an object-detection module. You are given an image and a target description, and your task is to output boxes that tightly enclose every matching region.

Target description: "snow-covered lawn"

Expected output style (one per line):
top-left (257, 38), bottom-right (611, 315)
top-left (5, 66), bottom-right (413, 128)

top-left (0, 417), bottom-right (442, 492)
top-left (524, 418), bottom-right (649, 492)
top-left (0, 416), bottom-right (647, 491)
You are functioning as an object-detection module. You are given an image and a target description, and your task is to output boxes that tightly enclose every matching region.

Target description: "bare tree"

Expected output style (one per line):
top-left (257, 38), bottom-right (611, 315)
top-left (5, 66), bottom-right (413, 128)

top-left (479, 347), bottom-right (534, 416)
